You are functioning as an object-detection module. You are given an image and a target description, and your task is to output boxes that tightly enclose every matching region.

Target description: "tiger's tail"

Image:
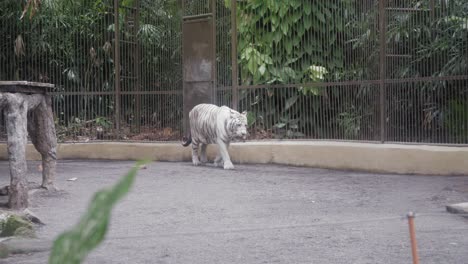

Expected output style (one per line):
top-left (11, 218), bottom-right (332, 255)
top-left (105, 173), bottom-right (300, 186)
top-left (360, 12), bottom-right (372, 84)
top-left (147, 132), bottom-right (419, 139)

top-left (182, 136), bottom-right (192, 147)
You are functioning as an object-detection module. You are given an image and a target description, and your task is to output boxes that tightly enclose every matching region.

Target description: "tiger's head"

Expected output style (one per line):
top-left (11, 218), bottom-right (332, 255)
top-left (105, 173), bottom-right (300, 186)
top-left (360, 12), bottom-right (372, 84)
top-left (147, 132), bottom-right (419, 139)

top-left (228, 110), bottom-right (248, 140)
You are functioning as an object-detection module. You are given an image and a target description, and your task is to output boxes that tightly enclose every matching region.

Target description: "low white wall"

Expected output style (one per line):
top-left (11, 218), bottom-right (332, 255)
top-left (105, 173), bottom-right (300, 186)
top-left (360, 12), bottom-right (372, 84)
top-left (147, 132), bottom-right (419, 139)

top-left (1, 141), bottom-right (467, 175)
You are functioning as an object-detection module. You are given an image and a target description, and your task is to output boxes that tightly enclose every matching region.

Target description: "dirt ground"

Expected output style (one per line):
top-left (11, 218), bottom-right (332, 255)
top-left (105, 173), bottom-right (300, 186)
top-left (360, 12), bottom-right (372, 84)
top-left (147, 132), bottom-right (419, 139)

top-left (0, 160), bottom-right (467, 264)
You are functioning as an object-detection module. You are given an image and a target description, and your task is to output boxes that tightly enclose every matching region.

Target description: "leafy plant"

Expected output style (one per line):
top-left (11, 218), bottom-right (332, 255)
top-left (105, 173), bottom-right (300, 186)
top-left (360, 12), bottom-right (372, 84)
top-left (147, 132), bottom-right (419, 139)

top-left (229, 0), bottom-right (351, 86)
top-left (48, 161), bottom-right (148, 264)
top-left (445, 100), bottom-right (468, 141)
top-left (95, 116), bottom-right (113, 129)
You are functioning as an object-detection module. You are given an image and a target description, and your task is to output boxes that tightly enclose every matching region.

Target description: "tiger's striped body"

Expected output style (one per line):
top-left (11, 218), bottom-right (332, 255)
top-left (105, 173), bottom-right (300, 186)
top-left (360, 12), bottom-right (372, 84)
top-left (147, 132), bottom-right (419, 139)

top-left (182, 104), bottom-right (248, 170)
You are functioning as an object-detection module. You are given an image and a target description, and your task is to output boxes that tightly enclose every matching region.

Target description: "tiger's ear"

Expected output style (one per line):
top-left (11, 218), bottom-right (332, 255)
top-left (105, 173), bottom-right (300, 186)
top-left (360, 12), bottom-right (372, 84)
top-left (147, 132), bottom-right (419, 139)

top-left (241, 110), bottom-right (247, 116)
top-left (229, 109), bottom-right (237, 116)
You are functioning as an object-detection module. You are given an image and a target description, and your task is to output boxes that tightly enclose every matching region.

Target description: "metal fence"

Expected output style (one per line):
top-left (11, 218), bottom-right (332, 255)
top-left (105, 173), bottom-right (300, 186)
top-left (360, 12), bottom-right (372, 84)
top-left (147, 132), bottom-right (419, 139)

top-left (1, 0), bottom-right (467, 144)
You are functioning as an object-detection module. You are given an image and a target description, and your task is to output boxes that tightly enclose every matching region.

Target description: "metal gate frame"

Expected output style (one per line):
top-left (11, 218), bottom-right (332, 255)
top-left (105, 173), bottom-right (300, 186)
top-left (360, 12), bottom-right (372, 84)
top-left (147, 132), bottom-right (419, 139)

top-left (181, 0), bottom-right (217, 136)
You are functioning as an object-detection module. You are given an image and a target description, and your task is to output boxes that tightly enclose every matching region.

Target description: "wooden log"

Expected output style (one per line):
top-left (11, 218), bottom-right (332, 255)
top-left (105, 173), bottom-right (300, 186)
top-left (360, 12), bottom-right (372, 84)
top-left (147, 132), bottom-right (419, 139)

top-left (2, 94), bottom-right (30, 209)
top-left (27, 95), bottom-right (57, 190)
top-left (0, 92), bottom-right (58, 209)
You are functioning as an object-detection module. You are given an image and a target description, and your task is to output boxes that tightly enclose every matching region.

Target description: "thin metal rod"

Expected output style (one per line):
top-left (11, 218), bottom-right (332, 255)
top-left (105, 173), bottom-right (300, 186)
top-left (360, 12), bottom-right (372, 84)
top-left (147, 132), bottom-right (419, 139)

top-left (230, 0), bottom-right (238, 110)
top-left (182, 13), bottom-right (212, 21)
top-left (216, 75), bottom-right (468, 91)
top-left (114, 0), bottom-right (121, 133)
top-left (211, 0), bottom-right (216, 105)
top-left (379, 0), bottom-right (387, 143)
top-left (134, 0), bottom-right (141, 132)
top-left (407, 212), bottom-right (420, 264)
top-left (386, 7), bottom-right (430, 12)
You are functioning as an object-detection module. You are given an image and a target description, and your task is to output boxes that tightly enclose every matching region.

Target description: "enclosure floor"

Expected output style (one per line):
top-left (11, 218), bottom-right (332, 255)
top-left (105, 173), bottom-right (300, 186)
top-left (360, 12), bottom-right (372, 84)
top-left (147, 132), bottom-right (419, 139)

top-left (1, 161), bottom-right (467, 264)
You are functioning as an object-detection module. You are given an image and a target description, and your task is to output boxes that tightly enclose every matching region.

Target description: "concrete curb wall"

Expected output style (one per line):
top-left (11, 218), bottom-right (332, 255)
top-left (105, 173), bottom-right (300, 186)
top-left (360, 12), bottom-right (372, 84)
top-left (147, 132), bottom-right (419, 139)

top-left (1, 141), bottom-right (467, 175)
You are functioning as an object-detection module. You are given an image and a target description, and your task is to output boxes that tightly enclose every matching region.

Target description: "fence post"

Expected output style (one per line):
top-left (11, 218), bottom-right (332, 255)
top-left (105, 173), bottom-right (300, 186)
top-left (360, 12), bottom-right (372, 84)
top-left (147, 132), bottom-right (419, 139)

top-left (407, 212), bottom-right (420, 264)
top-left (378, 0), bottom-right (387, 143)
top-left (231, 0), bottom-right (238, 111)
top-left (134, 0), bottom-right (141, 133)
top-left (114, 0), bottom-right (121, 136)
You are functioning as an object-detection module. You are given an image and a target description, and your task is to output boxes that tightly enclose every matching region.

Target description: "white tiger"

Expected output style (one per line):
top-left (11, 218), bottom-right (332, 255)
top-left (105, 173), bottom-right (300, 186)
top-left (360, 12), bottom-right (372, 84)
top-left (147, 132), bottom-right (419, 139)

top-left (182, 103), bottom-right (248, 170)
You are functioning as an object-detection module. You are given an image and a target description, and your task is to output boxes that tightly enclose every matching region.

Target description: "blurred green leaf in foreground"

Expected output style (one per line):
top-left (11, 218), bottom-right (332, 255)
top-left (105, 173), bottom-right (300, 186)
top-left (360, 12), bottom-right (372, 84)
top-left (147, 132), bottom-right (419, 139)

top-left (49, 160), bottom-right (148, 264)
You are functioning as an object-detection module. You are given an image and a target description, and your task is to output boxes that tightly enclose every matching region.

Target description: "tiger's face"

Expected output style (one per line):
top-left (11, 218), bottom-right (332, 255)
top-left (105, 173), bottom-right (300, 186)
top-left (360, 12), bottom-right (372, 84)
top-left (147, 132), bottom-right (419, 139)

top-left (229, 110), bottom-right (249, 140)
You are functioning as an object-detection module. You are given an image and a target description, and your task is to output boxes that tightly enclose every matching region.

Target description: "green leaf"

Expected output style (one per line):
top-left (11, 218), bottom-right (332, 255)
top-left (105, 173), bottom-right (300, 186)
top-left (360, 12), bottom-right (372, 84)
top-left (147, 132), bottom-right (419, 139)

top-left (317, 11), bottom-right (325, 23)
top-left (48, 161), bottom-right (148, 264)
top-left (284, 95), bottom-right (298, 111)
top-left (284, 67), bottom-right (297, 79)
top-left (247, 58), bottom-right (257, 74)
top-left (285, 57), bottom-right (300, 65)
top-left (304, 16), bottom-right (312, 30)
top-left (290, 0), bottom-right (301, 9)
top-left (274, 122), bottom-right (286, 129)
top-left (280, 23), bottom-right (289, 35)
top-left (279, 6), bottom-right (288, 18)
top-left (271, 16), bottom-right (278, 27)
top-left (247, 112), bottom-right (256, 126)
top-left (292, 11), bottom-right (302, 23)
top-left (304, 2), bottom-right (312, 16)
top-left (273, 31), bottom-right (282, 43)
top-left (259, 64), bottom-right (266, 75)
top-left (260, 54), bottom-right (273, 64)
top-left (285, 41), bottom-right (293, 54)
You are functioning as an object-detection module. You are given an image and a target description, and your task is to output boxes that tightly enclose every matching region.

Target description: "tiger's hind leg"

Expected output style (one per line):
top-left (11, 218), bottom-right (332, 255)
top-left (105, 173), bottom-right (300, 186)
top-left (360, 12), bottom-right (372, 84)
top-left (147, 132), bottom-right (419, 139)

top-left (191, 141), bottom-right (201, 166)
top-left (214, 153), bottom-right (223, 167)
top-left (200, 144), bottom-right (208, 164)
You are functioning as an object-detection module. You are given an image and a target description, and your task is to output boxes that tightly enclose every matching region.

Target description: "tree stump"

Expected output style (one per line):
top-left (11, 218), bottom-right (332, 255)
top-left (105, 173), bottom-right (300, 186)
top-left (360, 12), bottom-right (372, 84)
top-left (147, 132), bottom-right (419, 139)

top-left (0, 82), bottom-right (57, 210)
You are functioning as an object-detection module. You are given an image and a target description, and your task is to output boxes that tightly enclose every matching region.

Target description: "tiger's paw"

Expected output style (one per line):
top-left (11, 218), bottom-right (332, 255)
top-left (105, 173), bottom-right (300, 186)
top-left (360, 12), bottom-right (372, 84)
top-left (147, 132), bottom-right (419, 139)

top-left (223, 161), bottom-right (235, 170)
top-left (214, 156), bottom-right (223, 167)
top-left (193, 160), bottom-right (202, 166)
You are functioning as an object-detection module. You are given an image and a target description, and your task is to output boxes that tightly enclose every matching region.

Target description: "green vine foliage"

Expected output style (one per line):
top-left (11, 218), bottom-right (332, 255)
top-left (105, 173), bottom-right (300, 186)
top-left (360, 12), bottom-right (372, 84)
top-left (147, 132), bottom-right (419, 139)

top-left (233, 0), bottom-right (352, 87)
top-left (224, 0), bottom-right (362, 139)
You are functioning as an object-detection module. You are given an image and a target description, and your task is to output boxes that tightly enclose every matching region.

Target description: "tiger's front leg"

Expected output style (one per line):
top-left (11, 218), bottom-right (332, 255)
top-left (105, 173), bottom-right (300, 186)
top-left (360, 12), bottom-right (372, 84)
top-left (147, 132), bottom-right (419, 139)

top-left (214, 142), bottom-right (229, 167)
top-left (217, 140), bottom-right (234, 170)
top-left (191, 141), bottom-right (201, 166)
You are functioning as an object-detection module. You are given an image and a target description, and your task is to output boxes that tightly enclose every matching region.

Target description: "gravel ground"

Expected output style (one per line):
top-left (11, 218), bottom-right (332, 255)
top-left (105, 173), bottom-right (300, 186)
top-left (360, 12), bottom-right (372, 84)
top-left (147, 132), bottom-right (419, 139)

top-left (0, 160), bottom-right (467, 264)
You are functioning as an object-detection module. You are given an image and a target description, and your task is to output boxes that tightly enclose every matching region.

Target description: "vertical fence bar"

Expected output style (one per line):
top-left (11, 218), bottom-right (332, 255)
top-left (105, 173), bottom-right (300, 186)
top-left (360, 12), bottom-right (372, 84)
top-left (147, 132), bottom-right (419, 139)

top-left (181, 0), bottom-right (186, 137)
top-left (134, 0), bottom-right (141, 133)
top-left (230, 0), bottom-right (238, 110)
top-left (379, 0), bottom-right (387, 143)
top-left (211, 0), bottom-right (217, 105)
top-left (114, 0), bottom-right (121, 137)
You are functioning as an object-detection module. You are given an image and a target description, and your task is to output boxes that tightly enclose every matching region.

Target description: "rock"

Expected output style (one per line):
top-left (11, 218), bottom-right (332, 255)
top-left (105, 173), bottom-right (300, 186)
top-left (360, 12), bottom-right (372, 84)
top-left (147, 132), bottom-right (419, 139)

top-left (0, 243), bottom-right (9, 258)
top-left (13, 227), bottom-right (36, 238)
top-left (446, 202), bottom-right (468, 216)
top-left (0, 215), bottom-right (33, 237)
top-left (0, 238), bottom-right (51, 255)
top-left (0, 186), bottom-right (9, 196)
top-left (21, 209), bottom-right (45, 225)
